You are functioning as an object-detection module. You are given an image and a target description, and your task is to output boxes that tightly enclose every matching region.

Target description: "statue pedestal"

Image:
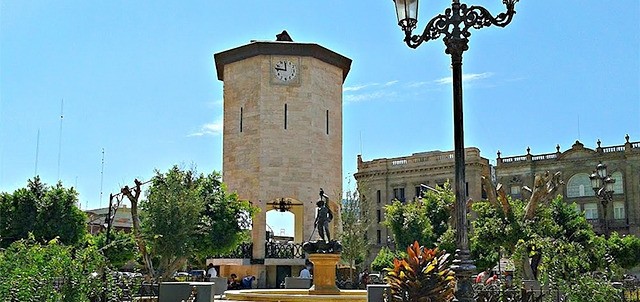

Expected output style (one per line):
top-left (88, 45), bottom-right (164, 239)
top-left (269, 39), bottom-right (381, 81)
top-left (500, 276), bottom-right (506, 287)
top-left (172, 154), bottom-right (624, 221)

top-left (308, 253), bottom-right (341, 295)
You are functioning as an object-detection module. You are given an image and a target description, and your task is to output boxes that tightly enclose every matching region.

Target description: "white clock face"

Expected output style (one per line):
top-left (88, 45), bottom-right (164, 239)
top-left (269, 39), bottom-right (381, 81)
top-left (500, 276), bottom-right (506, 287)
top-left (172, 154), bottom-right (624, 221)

top-left (274, 60), bottom-right (297, 82)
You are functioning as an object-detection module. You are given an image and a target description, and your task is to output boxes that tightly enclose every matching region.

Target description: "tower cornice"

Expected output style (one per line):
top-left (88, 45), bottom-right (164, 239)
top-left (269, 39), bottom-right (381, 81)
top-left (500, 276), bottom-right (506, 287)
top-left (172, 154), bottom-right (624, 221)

top-left (214, 41), bottom-right (352, 82)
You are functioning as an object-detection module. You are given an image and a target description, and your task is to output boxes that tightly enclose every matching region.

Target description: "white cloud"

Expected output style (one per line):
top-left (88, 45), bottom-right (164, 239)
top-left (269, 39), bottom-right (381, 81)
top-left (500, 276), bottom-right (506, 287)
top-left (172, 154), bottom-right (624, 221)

top-left (344, 83), bottom-right (380, 92)
top-left (383, 80), bottom-right (399, 86)
top-left (188, 119), bottom-right (223, 137)
top-left (434, 72), bottom-right (494, 85)
top-left (344, 91), bottom-right (395, 104)
top-left (407, 81), bottom-right (430, 88)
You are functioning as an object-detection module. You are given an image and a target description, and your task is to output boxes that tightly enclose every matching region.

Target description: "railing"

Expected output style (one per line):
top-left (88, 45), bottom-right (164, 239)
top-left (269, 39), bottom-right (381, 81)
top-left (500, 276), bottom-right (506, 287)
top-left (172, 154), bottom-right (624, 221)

top-left (392, 159), bottom-right (407, 166)
top-left (603, 146), bottom-right (625, 153)
top-left (382, 284), bottom-right (568, 302)
top-left (531, 153), bottom-right (557, 161)
top-left (499, 140), bottom-right (639, 165)
top-left (210, 242), bottom-right (253, 259)
top-left (500, 156), bottom-right (527, 164)
top-left (621, 279), bottom-right (640, 302)
top-left (378, 278), bottom-right (640, 302)
top-left (358, 148), bottom-right (481, 170)
top-left (265, 241), bottom-right (305, 259)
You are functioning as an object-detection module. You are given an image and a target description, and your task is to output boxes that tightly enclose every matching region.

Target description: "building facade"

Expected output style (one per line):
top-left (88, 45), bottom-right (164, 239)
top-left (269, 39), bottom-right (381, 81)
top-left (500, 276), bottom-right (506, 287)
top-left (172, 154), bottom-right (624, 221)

top-left (211, 32), bottom-right (351, 288)
top-left (496, 135), bottom-right (640, 237)
top-left (354, 147), bottom-right (491, 263)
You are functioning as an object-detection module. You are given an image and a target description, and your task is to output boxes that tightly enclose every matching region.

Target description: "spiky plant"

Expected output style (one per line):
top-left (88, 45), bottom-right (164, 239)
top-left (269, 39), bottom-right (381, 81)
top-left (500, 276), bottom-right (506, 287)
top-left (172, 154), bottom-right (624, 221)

top-left (384, 241), bottom-right (456, 302)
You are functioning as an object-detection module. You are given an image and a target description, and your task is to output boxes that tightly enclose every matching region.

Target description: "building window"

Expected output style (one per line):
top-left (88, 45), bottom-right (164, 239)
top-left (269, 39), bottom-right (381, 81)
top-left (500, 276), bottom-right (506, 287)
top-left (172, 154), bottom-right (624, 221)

top-left (376, 230), bottom-right (382, 244)
top-left (415, 186), bottom-right (421, 199)
top-left (567, 173), bottom-right (595, 198)
top-left (393, 188), bottom-right (405, 202)
top-left (376, 190), bottom-right (381, 203)
top-left (613, 201), bottom-right (625, 220)
top-left (510, 185), bottom-right (521, 195)
top-left (240, 107), bottom-right (243, 132)
top-left (572, 203), bottom-right (581, 214)
top-left (584, 203), bottom-right (598, 220)
top-left (481, 185), bottom-right (487, 199)
top-left (612, 172), bottom-right (624, 194)
top-left (284, 104), bottom-right (288, 129)
top-left (465, 182), bottom-right (469, 197)
top-left (376, 210), bottom-right (381, 223)
top-left (326, 110), bottom-right (329, 135)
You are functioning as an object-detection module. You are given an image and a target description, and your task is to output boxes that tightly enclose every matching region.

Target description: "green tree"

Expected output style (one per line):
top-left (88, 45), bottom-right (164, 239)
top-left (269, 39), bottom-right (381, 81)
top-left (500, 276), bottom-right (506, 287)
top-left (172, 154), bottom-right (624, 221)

top-left (371, 246), bottom-right (405, 272)
top-left (606, 232), bottom-right (640, 270)
top-left (140, 166), bottom-right (256, 278)
top-left (94, 230), bottom-right (138, 269)
top-left (0, 177), bottom-right (86, 248)
top-left (338, 187), bottom-right (370, 282)
top-left (383, 183), bottom-right (454, 251)
top-left (471, 193), bottom-right (624, 300)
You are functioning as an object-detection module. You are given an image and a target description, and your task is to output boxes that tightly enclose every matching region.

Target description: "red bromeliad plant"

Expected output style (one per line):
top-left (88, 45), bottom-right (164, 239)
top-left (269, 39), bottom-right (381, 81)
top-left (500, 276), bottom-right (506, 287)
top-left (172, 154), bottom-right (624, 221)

top-left (384, 241), bottom-right (456, 302)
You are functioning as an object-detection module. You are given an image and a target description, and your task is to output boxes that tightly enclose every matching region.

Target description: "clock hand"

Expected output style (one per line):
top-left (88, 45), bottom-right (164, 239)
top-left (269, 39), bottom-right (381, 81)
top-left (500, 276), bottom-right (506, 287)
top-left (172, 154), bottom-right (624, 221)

top-left (283, 61), bottom-right (287, 71)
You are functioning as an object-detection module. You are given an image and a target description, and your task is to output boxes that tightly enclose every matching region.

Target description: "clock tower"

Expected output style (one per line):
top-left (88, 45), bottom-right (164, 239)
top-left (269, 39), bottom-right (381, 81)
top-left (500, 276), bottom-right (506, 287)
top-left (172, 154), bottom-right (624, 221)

top-left (213, 31), bottom-right (351, 287)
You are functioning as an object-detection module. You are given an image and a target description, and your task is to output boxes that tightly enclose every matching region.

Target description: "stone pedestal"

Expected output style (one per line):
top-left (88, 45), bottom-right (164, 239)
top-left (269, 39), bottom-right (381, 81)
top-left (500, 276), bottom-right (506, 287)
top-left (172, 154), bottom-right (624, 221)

top-left (308, 253), bottom-right (341, 295)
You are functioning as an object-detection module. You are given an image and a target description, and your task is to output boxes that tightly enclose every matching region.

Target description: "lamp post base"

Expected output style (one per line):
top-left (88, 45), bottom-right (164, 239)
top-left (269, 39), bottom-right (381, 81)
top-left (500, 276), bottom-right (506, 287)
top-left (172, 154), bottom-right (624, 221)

top-left (451, 249), bottom-right (476, 302)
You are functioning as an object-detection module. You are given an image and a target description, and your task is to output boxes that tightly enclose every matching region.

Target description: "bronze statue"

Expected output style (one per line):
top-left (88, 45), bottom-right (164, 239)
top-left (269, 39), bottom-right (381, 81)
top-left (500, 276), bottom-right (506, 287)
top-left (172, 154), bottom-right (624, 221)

top-left (315, 188), bottom-right (333, 242)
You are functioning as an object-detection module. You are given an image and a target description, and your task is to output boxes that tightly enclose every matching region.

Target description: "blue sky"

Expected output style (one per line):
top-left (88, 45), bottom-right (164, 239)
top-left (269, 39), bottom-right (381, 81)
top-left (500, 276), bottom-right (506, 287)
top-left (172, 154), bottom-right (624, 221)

top-left (1, 0), bottom-right (639, 218)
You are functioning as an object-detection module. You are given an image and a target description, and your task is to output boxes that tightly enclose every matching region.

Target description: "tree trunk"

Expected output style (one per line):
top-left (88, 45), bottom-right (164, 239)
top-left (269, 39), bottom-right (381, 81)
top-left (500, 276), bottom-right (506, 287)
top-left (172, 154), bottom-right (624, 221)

top-left (122, 179), bottom-right (156, 278)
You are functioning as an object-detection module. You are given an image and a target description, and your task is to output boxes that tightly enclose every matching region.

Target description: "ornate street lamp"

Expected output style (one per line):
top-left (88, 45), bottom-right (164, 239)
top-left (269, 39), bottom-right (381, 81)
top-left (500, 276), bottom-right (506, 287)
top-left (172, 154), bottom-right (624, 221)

top-left (589, 162), bottom-right (615, 237)
top-left (392, 1), bottom-right (519, 301)
top-left (272, 198), bottom-right (293, 212)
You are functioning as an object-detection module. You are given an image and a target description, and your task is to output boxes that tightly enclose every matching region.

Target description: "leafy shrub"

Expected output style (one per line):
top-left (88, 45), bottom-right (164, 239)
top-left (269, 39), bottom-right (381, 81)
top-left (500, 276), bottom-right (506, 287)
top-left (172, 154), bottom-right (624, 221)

top-left (385, 241), bottom-right (456, 302)
top-left (0, 236), bottom-right (116, 301)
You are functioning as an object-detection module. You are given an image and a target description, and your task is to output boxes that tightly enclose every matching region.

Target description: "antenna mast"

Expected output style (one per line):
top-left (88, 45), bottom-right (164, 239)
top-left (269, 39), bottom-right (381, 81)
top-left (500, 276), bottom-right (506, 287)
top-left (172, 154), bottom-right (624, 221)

top-left (99, 148), bottom-right (105, 208)
top-left (57, 99), bottom-right (64, 181)
top-left (34, 129), bottom-right (40, 177)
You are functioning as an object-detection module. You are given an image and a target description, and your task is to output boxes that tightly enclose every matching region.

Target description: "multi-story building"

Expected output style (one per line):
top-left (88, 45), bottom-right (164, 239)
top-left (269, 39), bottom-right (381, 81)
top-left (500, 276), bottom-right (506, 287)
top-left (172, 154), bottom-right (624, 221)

top-left (496, 135), bottom-right (640, 236)
top-left (354, 147), bottom-right (491, 263)
top-left (85, 206), bottom-right (133, 235)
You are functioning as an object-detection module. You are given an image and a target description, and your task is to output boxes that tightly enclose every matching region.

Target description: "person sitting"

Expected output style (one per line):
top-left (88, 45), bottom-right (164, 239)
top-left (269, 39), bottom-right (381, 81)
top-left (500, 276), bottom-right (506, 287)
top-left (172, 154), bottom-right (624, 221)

top-left (241, 275), bottom-right (256, 289)
top-left (299, 266), bottom-right (312, 279)
top-left (485, 271), bottom-right (498, 285)
top-left (227, 273), bottom-right (241, 290)
top-left (475, 268), bottom-right (489, 284)
top-left (206, 263), bottom-right (217, 281)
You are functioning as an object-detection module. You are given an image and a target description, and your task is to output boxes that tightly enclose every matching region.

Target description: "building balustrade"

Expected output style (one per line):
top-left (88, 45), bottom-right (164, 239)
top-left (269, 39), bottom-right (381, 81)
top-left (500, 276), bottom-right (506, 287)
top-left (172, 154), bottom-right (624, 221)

top-left (265, 241), bottom-right (305, 259)
top-left (209, 242), bottom-right (253, 259)
top-left (602, 146), bottom-right (625, 153)
top-left (357, 148), bottom-right (482, 170)
top-left (498, 138), bottom-right (639, 166)
top-left (208, 241), bottom-right (308, 260)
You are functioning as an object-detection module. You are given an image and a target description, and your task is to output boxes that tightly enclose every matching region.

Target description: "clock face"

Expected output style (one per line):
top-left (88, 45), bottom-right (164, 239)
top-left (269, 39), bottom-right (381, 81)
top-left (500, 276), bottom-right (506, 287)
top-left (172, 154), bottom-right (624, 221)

top-left (274, 60), bottom-right (297, 82)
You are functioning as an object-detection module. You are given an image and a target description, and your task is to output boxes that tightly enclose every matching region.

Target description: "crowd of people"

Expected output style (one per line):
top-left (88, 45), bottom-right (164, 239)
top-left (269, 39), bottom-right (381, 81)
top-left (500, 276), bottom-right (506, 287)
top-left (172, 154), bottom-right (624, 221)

top-left (204, 263), bottom-right (255, 290)
top-left (474, 269), bottom-right (513, 287)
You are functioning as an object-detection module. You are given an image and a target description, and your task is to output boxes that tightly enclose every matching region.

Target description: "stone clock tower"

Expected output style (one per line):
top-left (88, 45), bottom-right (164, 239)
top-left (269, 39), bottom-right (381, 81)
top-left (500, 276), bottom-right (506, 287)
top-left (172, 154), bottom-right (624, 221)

top-left (213, 31), bottom-right (351, 287)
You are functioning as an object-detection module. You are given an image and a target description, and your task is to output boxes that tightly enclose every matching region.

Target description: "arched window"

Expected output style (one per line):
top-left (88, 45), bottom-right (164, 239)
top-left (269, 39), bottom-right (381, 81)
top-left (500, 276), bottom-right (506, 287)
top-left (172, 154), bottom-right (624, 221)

top-left (567, 173), bottom-right (595, 198)
top-left (611, 171), bottom-right (624, 194)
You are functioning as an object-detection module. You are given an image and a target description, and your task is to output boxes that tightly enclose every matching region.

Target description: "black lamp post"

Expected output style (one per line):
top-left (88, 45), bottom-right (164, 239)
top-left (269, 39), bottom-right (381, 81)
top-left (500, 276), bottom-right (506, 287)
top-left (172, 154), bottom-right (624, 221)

top-left (392, 1), bottom-right (519, 301)
top-left (589, 162), bottom-right (615, 237)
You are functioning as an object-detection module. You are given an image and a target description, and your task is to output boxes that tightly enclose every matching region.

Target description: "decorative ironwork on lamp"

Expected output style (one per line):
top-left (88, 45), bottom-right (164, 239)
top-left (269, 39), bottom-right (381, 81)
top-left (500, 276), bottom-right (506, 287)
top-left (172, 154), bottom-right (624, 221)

top-left (589, 161), bottom-right (615, 237)
top-left (272, 198), bottom-right (292, 212)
